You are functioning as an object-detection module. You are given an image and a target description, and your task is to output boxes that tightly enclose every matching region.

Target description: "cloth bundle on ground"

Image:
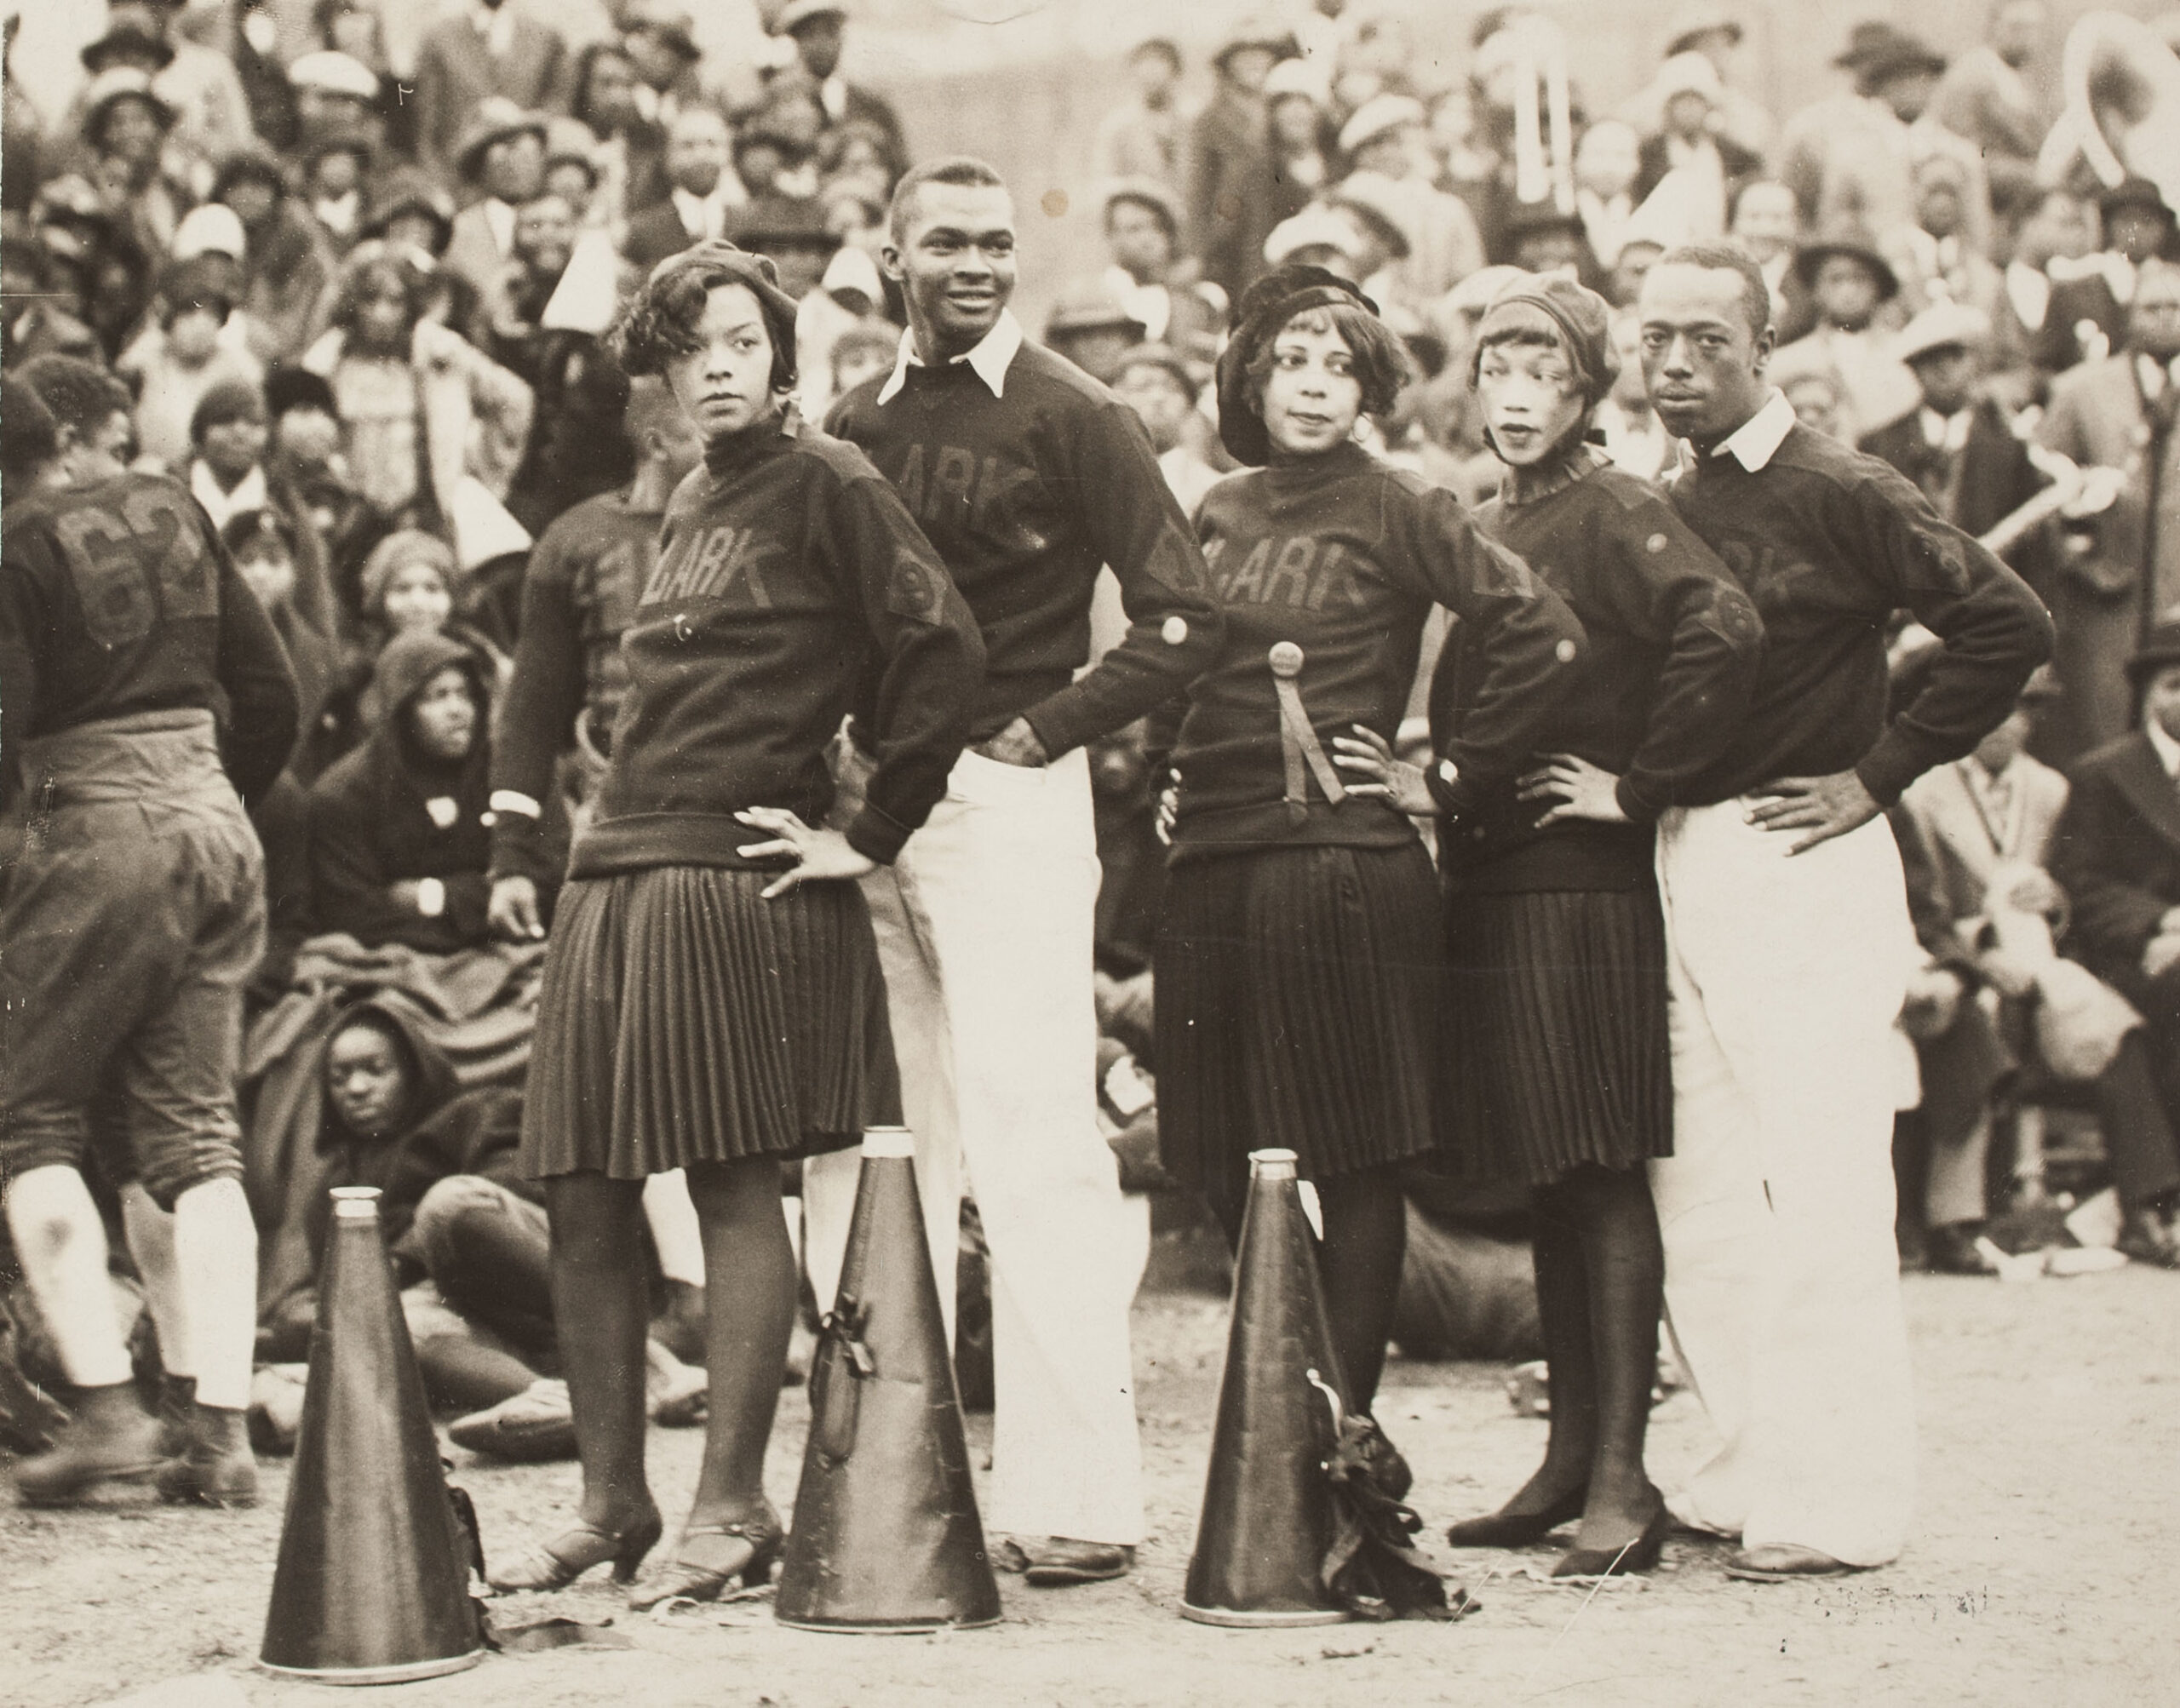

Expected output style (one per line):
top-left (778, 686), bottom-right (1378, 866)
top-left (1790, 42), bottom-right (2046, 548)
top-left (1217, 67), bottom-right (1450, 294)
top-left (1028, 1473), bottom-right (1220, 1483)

top-left (1322, 1410), bottom-right (1467, 1621)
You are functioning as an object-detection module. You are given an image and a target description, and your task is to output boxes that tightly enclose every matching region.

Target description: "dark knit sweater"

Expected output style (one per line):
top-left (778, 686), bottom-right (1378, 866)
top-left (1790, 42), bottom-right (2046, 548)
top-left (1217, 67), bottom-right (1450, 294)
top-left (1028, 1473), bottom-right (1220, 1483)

top-left (569, 411), bottom-right (984, 880)
top-left (0, 472), bottom-right (299, 805)
top-left (1667, 420), bottom-right (2054, 807)
top-left (1435, 452), bottom-right (1764, 891)
top-left (489, 486), bottom-right (661, 884)
top-left (825, 337), bottom-right (1222, 757)
top-left (1165, 440), bottom-right (1585, 857)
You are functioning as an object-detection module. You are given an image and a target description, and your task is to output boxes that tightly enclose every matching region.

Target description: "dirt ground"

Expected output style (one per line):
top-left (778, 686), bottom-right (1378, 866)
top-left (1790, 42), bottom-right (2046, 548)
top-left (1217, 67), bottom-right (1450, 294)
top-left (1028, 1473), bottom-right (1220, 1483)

top-left (6, 1264), bottom-right (2177, 1708)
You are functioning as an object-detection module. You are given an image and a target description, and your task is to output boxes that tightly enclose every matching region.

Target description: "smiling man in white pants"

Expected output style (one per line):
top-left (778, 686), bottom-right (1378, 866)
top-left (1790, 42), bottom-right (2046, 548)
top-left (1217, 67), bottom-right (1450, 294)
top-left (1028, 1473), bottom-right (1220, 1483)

top-left (812, 157), bottom-right (1222, 1585)
top-left (1636, 244), bottom-right (2052, 1579)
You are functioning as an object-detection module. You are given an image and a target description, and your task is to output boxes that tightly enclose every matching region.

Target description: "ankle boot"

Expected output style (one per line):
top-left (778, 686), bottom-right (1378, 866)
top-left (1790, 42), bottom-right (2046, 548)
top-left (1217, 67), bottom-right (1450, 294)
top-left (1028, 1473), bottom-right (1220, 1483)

top-left (14, 1382), bottom-right (164, 1506)
top-left (157, 1402), bottom-right (259, 1508)
top-left (155, 1373), bottom-right (198, 1459)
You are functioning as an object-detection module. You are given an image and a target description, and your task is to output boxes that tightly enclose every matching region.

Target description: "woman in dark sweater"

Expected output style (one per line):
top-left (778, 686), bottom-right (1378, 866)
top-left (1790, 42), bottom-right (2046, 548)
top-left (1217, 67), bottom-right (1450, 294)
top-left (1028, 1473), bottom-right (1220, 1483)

top-left (488, 244), bottom-right (984, 1602)
top-left (1414, 278), bottom-right (1763, 1578)
top-left (1154, 264), bottom-right (1584, 1420)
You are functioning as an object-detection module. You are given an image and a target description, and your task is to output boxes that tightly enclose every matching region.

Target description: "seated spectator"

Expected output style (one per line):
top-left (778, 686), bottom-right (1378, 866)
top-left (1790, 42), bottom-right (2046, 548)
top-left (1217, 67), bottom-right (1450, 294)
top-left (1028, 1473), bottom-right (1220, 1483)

top-left (1074, 180), bottom-right (1228, 365)
top-left (1044, 295), bottom-right (1145, 386)
top-left (1572, 119), bottom-right (1641, 271)
top-left (1110, 342), bottom-right (1221, 516)
top-left (1729, 179), bottom-right (1810, 344)
top-left (1, 221), bottom-right (101, 368)
top-left (731, 121), bottom-right (816, 206)
top-left (118, 258), bottom-right (266, 469)
top-left (259, 1000), bottom-right (702, 1456)
top-left (443, 101), bottom-right (550, 312)
top-left (225, 507), bottom-right (341, 758)
top-left (212, 142), bottom-right (336, 364)
top-left (27, 172), bottom-right (156, 364)
top-left (1632, 53), bottom-right (1761, 241)
top-left (412, 0), bottom-right (568, 180)
top-left (1595, 311), bottom-right (1673, 481)
top-left (1989, 187), bottom-right (2118, 404)
top-left (1264, 57), bottom-right (1331, 230)
top-left (623, 105), bottom-right (742, 270)
top-left (568, 37), bottom-right (664, 232)
top-left (543, 120), bottom-right (603, 229)
top-left (1898, 154), bottom-right (2001, 324)
top-left (1337, 94), bottom-right (1486, 301)
top-left (1781, 369), bottom-right (1847, 438)
top-left (301, 243), bottom-right (532, 544)
top-left (728, 192), bottom-right (840, 303)
top-left (308, 629), bottom-right (496, 956)
top-left (1770, 223), bottom-right (1919, 443)
top-left (307, 0), bottom-right (409, 156)
top-left (828, 319), bottom-right (897, 400)
top-left (1092, 37), bottom-right (1187, 190)
top-left (301, 135), bottom-right (375, 254)
top-left (2050, 623), bottom-right (2180, 1267)
top-left (774, 0), bottom-right (908, 187)
top-left (357, 169), bottom-right (456, 265)
top-left (287, 47), bottom-right (389, 161)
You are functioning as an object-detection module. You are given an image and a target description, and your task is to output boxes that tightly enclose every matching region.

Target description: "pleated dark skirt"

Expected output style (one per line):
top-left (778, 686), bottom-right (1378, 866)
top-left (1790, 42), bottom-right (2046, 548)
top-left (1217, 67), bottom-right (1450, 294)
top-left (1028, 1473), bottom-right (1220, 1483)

top-left (1439, 886), bottom-right (1671, 1184)
top-left (1154, 841), bottom-right (1445, 1212)
top-left (519, 865), bottom-right (899, 1180)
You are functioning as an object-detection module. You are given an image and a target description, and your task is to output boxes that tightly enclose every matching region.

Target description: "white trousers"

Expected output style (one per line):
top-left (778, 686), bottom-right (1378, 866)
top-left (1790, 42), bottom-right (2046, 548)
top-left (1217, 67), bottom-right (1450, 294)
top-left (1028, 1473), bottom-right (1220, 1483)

top-left (1649, 801), bottom-right (1920, 1567)
top-left (806, 744), bottom-right (1146, 1545)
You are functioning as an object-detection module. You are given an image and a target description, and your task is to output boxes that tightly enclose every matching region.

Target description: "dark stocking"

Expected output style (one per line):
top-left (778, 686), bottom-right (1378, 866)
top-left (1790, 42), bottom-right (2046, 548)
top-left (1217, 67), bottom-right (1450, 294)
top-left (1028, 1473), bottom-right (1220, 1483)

top-left (1555, 1164), bottom-right (1665, 1550)
top-left (545, 1171), bottom-right (654, 1534)
top-left (1481, 1181), bottom-right (1599, 1523)
top-left (1312, 1166), bottom-right (1408, 1413)
top-left (679, 1158), bottom-right (795, 1554)
top-left (415, 1331), bottom-right (537, 1412)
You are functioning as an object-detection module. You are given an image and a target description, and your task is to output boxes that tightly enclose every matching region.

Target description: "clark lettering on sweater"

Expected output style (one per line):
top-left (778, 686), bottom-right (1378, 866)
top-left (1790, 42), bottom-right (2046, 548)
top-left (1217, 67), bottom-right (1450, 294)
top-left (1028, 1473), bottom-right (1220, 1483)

top-left (1165, 439), bottom-right (1586, 856)
top-left (1667, 398), bottom-right (2054, 806)
top-left (0, 471), bottom-right (299, 805)
top-left (567, 412), bottom-right (984, 880)
top-left (489, 488), bottom-right (662, 883)
top-left (1435, 452), bottom-right (1764, 891)
top-left (825, 324), bottom-right (1221, 756)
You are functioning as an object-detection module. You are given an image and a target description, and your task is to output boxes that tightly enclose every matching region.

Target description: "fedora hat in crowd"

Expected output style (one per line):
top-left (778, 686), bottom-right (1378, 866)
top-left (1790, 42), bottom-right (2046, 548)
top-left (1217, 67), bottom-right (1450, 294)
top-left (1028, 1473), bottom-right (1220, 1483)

top-left (1893, 301), bottom-right (1991, 367)
top-left (1833, 21), bottom-right (1947, 83)
top-left (453, 99), bottom-right (548, 182)
top-left (1793, 221), bottom-right (1901, 301)
top-left (1663, 3), bottom-right (1744, 57)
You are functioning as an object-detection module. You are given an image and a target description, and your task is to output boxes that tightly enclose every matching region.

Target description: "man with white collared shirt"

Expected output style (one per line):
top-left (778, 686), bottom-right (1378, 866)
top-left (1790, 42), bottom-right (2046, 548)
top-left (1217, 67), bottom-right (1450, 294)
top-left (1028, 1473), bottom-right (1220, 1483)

top-left (1636, 244), bottom-right (2051, 1582)
top-left (413, 0), bottom-right (569, 181)
top-left (816, 156), bottom-right (1221, 1588)
top-left (622, 106), bottom-right (745, 272)
top-left (776, 0), bottom-right (909, 187)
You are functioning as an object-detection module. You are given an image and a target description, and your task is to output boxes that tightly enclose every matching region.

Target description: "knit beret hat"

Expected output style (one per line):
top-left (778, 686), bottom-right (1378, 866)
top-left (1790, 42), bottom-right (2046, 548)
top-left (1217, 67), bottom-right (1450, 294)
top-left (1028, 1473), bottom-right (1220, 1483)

top-left (1470, 274), bottom-right (1619, 410)
top-left (359, 530), bottom-right (457, 621)
top-left (1215, 262), bottom-right (1379, 466)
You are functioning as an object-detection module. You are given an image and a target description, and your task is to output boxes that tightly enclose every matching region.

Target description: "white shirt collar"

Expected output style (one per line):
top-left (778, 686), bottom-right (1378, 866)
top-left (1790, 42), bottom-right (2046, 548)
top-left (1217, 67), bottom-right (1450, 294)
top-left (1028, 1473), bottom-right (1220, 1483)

top-left (1709, 387), bottom-right (1797, 472)
top-left (875, 310), bottom-right (1024, 405)
top-left (1920, 406), bottom-right (1972, 452)
top-left (1104, 265), bottom-right (1171, 343)
top-left (672, 185), bottom-right (732, 241)
top-left (820, 76), bottom-right (848, 123)
top-left (484, 197), bottom-right (516, 256)
top-left (190, 459), bottom-right (267, 530)
top-left (2147, 714), bottom-right (2180, 779)
top-left (2005, 260), bottom-right (2051, 331)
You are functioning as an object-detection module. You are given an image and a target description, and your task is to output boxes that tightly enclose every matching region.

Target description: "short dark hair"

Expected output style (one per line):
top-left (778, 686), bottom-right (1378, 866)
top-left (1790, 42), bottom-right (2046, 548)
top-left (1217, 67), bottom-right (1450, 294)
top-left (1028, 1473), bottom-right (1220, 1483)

top-left (1104, 189), bottom-right (1176, 241)
top-left (1655, 242), bottom-right (1773, 336)
top-left (1, 373), bottom-right (60, 485)
top-left (18, 353), bottom-right (133, 438)
top-left (610, 246), bottom-right (799, 391)
top-left (1241, 300), bottom-right (1413, 422)
top-left (191, 377), bottom-right (267, 444)
top-left (887, 155), bottom-right (1007, 246)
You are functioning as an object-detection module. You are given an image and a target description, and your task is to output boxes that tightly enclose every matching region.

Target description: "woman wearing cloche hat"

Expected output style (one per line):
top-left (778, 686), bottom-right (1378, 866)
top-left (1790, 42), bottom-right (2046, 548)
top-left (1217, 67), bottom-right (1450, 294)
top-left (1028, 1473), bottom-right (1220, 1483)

top-left (1153, 265), bottom-right (1582, 1447)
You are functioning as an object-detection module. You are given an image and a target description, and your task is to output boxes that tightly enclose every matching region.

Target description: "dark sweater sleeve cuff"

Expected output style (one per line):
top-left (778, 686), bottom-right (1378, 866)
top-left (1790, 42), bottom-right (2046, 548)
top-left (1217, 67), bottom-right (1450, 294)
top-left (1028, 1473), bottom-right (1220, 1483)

top-left (1614, 774), bottom-right (1663, 825)
top-left (488, 808), bottom-right (557, 886)
top-left (1426, 758), bottom-right (1476, 819)
top-left (1019, 702), bottom-right (1087, 764)
top-left (1855, 731), bottom-right (1933, 809)
top-left (844, 802), bottom-right (911, 867)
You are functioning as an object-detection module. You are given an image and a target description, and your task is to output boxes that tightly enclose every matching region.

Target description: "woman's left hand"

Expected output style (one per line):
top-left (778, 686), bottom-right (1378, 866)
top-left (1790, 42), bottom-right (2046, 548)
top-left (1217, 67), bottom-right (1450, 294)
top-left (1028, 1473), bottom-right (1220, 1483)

top-left (1333, 725), bottom-right (1435, 816)
top-left (735, 808), bottom-right (877, 898)
top-left (1518, 754), bottom-right (1630, 826)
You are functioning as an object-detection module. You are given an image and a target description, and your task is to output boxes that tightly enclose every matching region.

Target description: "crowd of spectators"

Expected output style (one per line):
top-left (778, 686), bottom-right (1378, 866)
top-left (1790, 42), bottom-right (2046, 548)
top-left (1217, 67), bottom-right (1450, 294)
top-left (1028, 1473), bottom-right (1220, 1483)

top-left (7, 0), bottom-right (2180, 1459)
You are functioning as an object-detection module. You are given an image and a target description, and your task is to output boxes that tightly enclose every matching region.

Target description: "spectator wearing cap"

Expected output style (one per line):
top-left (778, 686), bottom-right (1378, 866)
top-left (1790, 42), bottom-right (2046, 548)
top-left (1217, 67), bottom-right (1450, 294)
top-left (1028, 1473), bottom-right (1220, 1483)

top-left (1264, 57), bottom-right (1333, 229)
top-left (1108, 342), bottom-right (1220, 516)
top-left (288, 49), bottom-right (387, 159)
top-left (1862, 303), bottom-right (2052, 570)
top-left (1620, 4), bottom-right (1773, 159)
top-left (1777, 22), bottom-right (1990, 260)
top-left (619, 2), bottom-right (706, 135)
top-left (309, 0), bottom-right (414, 161)
top-left (77, 66), bottom-right (188, 260)
top-left (2091, 176), bottom-right (2178, 308)
top-left (1067, 179), bottom-right (1227, 367)
top-left (728, 192), bottom-right (839, 302)
top-left (1092, 37), bottom-right (1188, 192)
top-left (211, 143), bottom-right (337, 364)
top-left (622, 105), bottom-right (743, 272)
top-left (2036, 255), bottom-right (2180, 762)
top-left (1770, 221), bottom-right (1921, 443)
top-left (361, 168), bottom-right (457, 262)
top-left (1042, 294), bottom-right (1145, 387)
top-left (1632, 53), bottom-right (1761, 240)
top-left (541, 117), bottom-right (605, 229)
top-left (1930, 0), bottom-right (2052, 227)
top-left (1495, 200), bottom-right (1602, 291)
top-left (1261, 200), bottom-right (1364, 277)
top-left (775, 0), bottom-right (908, 190)
top-left (301, 134), bottom-right (377, 254)
top-left (444, 101), bottom-right (550, 311)
top-left (413, 0), bottom-right (568, 179)
top-left (67, 2), bottom-right (254, 182)
top-left (1187, 19), bottom-right (1294, 303)
top-left (1897, 154), bottom-right (2002, 328)
top-left (1338, 95), bottom-right (1485, 306)
top-left (118, 255), bottom-right (266, 469)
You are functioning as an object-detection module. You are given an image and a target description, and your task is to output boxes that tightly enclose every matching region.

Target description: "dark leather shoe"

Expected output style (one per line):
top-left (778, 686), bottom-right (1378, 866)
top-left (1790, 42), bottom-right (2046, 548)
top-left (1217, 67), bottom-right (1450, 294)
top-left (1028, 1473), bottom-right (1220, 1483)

top-left (156, 1404), bottom-right (259, 1507)
top-left (450, 1379), bottom-right (577, 1461)
top-left (14, 1387), bottom-right (164, 1506)
top-left (1023, 1537), bottom-right (1133, 1585)
top-left (1724, 1545), bottom-right (1859, 1581)
top-left (1552, 1498), bottom-right (1669, 1579)
top-left (1925, 1223), bottom-right (1999, 1275)
top-left (1444, 1482), bottom-right (1587, 1549)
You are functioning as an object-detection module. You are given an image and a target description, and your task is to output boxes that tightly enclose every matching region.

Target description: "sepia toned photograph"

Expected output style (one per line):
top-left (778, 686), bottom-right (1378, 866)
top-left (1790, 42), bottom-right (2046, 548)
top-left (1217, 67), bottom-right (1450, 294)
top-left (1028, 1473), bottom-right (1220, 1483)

top-left (0, 2), bottom-right (2173, 1703)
